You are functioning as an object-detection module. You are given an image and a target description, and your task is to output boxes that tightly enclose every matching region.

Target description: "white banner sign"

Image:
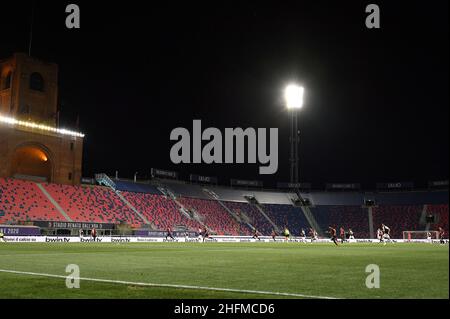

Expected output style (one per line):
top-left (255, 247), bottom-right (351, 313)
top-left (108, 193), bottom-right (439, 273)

top-left (3, 236), bottom-right (447, 244)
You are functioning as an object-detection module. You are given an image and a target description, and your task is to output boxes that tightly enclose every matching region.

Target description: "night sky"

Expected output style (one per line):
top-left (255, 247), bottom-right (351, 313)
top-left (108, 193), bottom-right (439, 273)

top-left (1, 1), bottom-right (448, 189)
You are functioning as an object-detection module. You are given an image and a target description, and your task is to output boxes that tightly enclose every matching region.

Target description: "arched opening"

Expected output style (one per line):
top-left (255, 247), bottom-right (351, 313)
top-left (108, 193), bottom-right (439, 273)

top-left (2, 71), bottom-right (12, 90)
top-left (29, 72), bottom-right (44, 92)
top-left (10, 145), bottom-right (52, 182)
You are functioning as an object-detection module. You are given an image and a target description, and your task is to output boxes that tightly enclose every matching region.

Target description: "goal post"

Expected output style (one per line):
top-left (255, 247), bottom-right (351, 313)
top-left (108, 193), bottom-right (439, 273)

top-left (402, 231), bottom-right (439, 240)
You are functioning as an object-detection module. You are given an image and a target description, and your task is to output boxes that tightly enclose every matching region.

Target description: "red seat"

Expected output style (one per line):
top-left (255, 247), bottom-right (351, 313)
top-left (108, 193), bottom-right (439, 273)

top-left (178, 197), bottom-right (246, 235)
top-left (43, 183), bottom-right (144, 226)
top-left (0, 178), bottom-right (64, 223)
top-left (122, 192), bottom-right (204, 231)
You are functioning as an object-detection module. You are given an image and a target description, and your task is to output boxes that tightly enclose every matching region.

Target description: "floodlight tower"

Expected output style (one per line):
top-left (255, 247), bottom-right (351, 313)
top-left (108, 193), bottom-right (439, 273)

top-left (284, 84), bottom-right (304, 184)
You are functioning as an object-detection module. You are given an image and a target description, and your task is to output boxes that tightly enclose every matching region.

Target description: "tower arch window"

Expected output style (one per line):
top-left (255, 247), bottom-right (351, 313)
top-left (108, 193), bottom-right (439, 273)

top-left (30, 72), bottom-right (44, 91)
top-left (2, 71), bottom-right (12, 90)
top-left (10, 145), bottom-right (52, 182)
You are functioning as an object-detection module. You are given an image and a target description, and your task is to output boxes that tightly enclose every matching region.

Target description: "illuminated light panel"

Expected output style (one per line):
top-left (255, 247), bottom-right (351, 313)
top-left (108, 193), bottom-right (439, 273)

top-left (285, 84), bottom-right (304, 109)
top-left (0, 114), bottom-right (85, 138)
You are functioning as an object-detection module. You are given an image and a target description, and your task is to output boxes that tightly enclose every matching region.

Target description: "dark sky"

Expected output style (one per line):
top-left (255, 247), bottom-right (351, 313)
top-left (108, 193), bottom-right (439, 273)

top-left (1, 1), bottom-right (448, 189)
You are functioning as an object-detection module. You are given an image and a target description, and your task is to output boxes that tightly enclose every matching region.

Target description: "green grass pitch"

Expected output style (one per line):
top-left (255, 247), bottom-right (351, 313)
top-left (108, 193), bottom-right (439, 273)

top-left (0, 242), bottom-right (448, 299)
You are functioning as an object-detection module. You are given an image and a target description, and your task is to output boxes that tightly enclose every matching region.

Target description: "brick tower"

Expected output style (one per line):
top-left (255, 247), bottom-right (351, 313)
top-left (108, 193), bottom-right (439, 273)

top-left (0, 53), bottom-right (84, 185)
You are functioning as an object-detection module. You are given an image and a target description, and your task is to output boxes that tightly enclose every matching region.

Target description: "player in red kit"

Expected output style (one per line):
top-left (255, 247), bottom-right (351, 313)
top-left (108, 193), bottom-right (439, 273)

top-left (328, 226), bottom-right (339, 246)
top-left (339, 227), bottom-right (346, 243)
top-left (309, 228), bottom-right (318, 241)
top-left (252, 229), bottom-right (261, 241)
top-left (271, 229), bottom-right (277, 242)
top-left (91, 227), bottom-right (97, 241)
top-left (438, 227), bottom-right (445, 244)
top-left (202, 228), bottom-right (209, 242)
top-left (166, 227), bottom-right (175, 240)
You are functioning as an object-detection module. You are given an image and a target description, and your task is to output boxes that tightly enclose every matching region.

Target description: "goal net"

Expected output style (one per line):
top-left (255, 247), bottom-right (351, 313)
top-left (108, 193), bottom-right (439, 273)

top-left (402, 231), bottom-right (439, 240)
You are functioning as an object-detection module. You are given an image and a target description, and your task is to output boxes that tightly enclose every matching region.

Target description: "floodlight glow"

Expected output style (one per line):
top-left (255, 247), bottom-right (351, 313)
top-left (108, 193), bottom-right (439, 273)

top-left (0, 113), bottom-right (85, 138)
top-left (285, 84), bottom-right (304, 109)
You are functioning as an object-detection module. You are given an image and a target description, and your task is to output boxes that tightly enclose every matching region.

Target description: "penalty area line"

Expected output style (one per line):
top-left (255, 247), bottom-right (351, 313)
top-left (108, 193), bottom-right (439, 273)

top-left (0, 268), bottom-right (339, 299)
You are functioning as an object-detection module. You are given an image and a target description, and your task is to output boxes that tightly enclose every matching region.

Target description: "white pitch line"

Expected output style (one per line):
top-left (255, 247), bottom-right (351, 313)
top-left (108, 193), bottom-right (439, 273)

top-left (0, 268), bottom-right (338, 299)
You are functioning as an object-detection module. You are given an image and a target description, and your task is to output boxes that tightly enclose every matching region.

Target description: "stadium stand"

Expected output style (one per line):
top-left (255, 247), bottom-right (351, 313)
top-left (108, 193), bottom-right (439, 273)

top-left (222, 201), bottom-right (272, 235)
top-left (371, 205), bottom-right (423, 237)
top-left (178, 197), bottom-right (249, 235)
top-left (43, 183), bottom-right (143, 226)
top-left (1, 176), bottom-right (448, 237)
top-left (374, 191), bottom-right (449, 205)
top-left (426, 204), bottom-right (449, 231)
top-left (114, 180), bottom-right (162, 195)
top-left (262, 204), bottom-right (311, 236)
top-left (121, 192), bottom-right (203, 230)
top-left (330, 206), bottom-right (371, 238)
top-left (310, 205), bottom-right (370, 238)
top-left (0, 178), bottom-right (64, 223)
top-left (160, 180), bottom-right (209, 199)
top-left (305, 192), bottom-right (364, 206)
top-left (207, 186), bottom-right (296, 204)
top-left (304, 190), bottom-right (449, 206)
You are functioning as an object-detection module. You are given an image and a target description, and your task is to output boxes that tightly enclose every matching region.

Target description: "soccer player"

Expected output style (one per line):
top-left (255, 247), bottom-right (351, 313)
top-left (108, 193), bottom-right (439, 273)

top-left (0, 230), bottom-right (5, 243)
top-left (166, 227), bottom-right (175, 240)
top-left (328, 226), bottom-right (339, 246)
top-left (309, 228), bottom-right (318, 242)
top-left (79, 228), bottom-right (83, 238)
top-left (283, 227), bottom-right (290, 242)
top-left (339, 227), bottom-right (346, 243)
top-left (91, 227), bottom-right (97, 241)
top-left (438, 227), bottom-right (445, 244)
top-left (202, 228), bottom-right (210, 242)
top-left (300, 228), bottom-right (306, 242)
top-left (348, 228), bottom-right (355, 240)
top-left (426, 231), bottom-right (432, 243)
top-left (252, 229), bottom-right (261, 241)
top-left (377, 228), bottom-right (384, 243)
top-left (381, 224), bottom-right (392, 245)
top-left (271, 229), bottom-right (277, 242)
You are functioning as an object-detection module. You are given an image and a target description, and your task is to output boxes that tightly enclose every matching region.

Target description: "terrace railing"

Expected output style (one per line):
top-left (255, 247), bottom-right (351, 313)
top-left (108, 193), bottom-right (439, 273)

top-left (95, 173), bottom-right (116, 190)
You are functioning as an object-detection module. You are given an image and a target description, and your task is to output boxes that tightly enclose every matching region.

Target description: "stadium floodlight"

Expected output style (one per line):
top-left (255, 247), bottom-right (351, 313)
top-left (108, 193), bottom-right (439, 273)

top-left (284, 83), bottom-right (305, 184)
top-left (284, 84), bottom-right (304, 109)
